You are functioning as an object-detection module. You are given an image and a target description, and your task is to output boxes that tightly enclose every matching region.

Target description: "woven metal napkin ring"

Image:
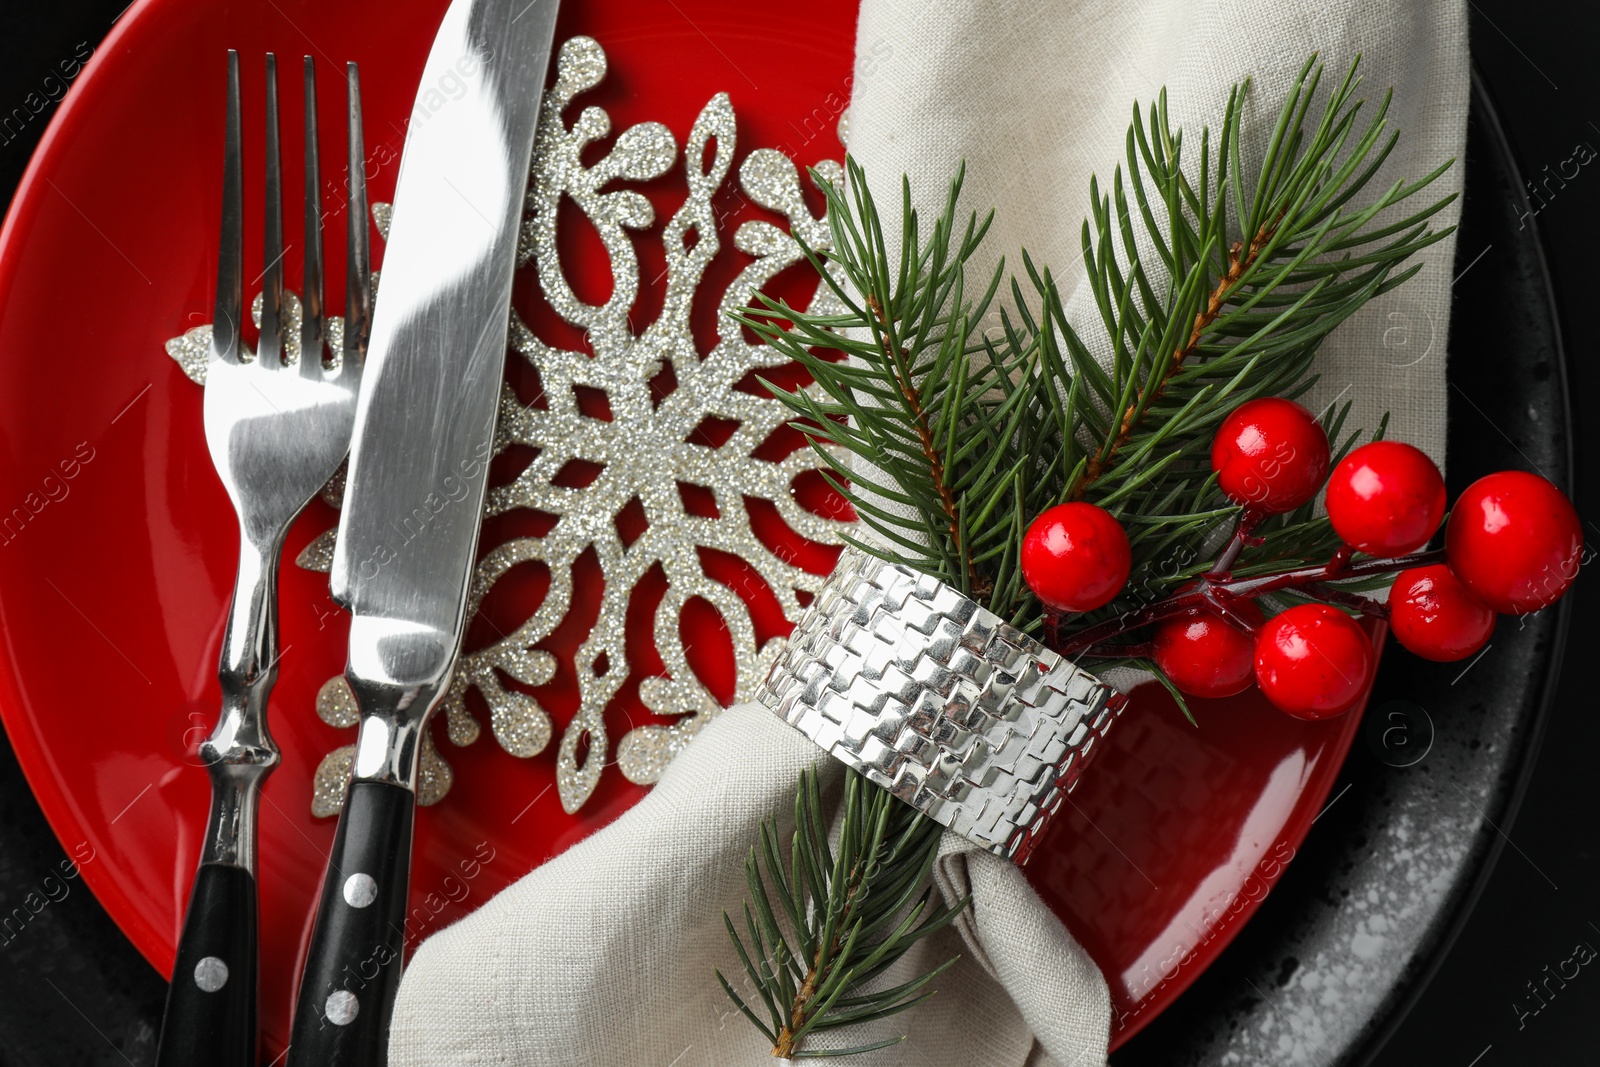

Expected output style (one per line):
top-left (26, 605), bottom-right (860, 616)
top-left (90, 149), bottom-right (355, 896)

top-left (758, 548), bottom-right (1126, 863)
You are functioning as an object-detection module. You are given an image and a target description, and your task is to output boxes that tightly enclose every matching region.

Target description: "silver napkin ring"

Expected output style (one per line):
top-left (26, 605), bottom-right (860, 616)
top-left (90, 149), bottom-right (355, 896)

top-left (758, 547), bottom-right (1125, 862)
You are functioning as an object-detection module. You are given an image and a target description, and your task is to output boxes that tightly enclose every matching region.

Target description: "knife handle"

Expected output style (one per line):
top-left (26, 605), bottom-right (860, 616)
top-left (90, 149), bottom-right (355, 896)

top-left (287, 779), bottom-right (415, 1067)
top-left (155, 863), bottom-right (258, 1067)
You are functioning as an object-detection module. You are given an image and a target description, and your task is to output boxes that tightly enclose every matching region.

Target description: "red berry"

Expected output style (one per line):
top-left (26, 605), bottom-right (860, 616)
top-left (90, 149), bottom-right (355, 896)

top-left (1022, 502), bottom-right (1132, 613)
top-left (1211, 398), bottom-right (1330, 514)
top-left (1445, 471), bottom-right (1582, 614)
top-left (1152, 610), bottom-right (1256, 699)
top-left (1388, 565), bottom-right (1496, 662)
top-left (1324, 441), bottom-right (1446, 557)
top-left (1253, 604), bottom-right (1374, 720)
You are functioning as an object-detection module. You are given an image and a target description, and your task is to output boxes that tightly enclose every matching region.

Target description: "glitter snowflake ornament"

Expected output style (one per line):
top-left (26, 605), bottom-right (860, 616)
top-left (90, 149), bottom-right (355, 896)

top-left (168, 36), bottom-right (848, 816)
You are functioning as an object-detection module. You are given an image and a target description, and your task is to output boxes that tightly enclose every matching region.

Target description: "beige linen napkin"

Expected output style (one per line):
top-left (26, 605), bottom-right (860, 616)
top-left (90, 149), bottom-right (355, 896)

top-left (389, 3), bottom-right (1466, 1065)
top-left (391, 703), bottom-right (1104, 1066)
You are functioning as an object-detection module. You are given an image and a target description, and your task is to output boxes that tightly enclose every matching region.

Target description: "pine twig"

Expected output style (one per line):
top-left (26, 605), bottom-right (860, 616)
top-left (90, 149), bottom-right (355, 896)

top-left (719, 768), bottom-right (967, 1060)
top-left (1074, 204), bottom-right (1287, 496)
top-left (864, 291), bottom-right (979, 594)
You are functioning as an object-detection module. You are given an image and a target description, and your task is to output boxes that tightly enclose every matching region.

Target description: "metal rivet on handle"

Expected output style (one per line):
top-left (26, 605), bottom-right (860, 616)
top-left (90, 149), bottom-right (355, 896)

top-left (325, 990), bottom-right (359, 1026)
top-left (342, 872), bottom-right (378, 908)
top-left (193, 956), bottom-right (229, 992)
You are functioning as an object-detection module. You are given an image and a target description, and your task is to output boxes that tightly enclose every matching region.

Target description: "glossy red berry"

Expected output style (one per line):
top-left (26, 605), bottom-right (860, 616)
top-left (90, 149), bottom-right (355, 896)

top-left (1152, 610), bottom-right (1256, 699)
top-left (1253, 604), bottom-right (1374, 720)
top-left (1445, 471), bottom-right (1583, 615)
top-left (1022, 502), bottom-right (1132, 613)
top-left (1324, 441), bottom-right (1446, 557)
top-left (1388, 565), bottom-right (1496, 663)
top-left (1211, 398), bottom-right (1330, 514)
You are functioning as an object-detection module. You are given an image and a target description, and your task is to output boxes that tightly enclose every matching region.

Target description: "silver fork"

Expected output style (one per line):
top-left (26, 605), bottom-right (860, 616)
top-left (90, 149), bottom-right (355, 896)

top-left (155, 51), bottom-right (370, 1067)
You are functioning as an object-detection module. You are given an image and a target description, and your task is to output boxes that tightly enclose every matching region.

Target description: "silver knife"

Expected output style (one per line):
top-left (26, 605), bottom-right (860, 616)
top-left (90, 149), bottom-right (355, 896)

top-left (286, 1), bottom-right (559, 1062)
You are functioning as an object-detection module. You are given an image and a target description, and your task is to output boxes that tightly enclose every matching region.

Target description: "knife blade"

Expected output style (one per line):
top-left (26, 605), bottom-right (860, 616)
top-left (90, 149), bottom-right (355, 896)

top-left (286, 1), bottom-right (559, 1062)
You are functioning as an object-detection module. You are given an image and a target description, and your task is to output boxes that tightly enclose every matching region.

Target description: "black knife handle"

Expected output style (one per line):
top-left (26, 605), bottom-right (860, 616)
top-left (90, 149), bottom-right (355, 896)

top-left (287, 779), bottom-right (415, 1067)
top-left (155, 862), bottom-right (258, 1067)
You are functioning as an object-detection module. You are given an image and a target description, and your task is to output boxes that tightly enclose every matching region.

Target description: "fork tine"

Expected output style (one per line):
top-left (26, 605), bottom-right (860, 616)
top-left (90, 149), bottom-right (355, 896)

top-left (343, 61), bottom-right (372, 365)
top-left (301, 56), bottom-right (324, 367)
top-left (259, 53), bottom-right (285, 366)
top-left (209, 51), bottom-right (243, 365)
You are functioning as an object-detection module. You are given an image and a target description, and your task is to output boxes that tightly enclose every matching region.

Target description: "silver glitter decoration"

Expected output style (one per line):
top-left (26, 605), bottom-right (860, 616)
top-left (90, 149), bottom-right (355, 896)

top-left (170, 36), bottom-right (847, 816)
top-left (165, 326), bottom-right (210, 385)
top-left (310, 746), bottom-right (354, 820)
top-left (316, 673), bottom-right (360, 728)
top-left (296, 528), bottom-right (337, 571)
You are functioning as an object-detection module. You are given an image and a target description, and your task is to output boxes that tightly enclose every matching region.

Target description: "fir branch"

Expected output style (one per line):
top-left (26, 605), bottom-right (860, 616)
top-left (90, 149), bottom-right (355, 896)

top-left (746, 53), bottom-right (1454, 638)
top-left (1074, 191), bottom-right (1286, 495)
top-left (864, 288), bottom-right (977, 592)
top-left (739, 164), bottom-right (1003, 599)
top-left (718, 767), bottom-right (966, 1059)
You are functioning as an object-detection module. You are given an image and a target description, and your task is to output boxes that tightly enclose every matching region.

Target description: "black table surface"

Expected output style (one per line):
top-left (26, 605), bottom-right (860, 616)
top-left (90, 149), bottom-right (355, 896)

top-left (1, 2), bottom-right (1597, 1065)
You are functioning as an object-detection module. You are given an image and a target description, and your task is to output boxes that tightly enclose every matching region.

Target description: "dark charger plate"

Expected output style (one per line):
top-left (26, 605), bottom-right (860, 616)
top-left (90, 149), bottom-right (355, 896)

top-left (0, 73), bottom-right (1571, 1067)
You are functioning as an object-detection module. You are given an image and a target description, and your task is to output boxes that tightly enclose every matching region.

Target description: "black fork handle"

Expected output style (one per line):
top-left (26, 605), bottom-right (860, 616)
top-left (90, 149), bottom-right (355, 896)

top-left (155, 863), bottom-right (258, 1067)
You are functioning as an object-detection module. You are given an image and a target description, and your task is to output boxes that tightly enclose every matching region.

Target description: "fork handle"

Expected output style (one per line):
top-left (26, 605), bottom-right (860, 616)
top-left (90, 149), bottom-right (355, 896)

top-left (287, 779), bottom-right (415, 1067)
top-left (155, 863), bottom-right (258, 1067)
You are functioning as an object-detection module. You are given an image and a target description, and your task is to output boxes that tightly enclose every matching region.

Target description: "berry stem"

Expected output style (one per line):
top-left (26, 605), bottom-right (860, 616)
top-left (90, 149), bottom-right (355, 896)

top-left (1078, 641), bottom-right (1154, 660)
top-left (1205, 508), bottom-right (1264, 579)
top-left (1054, 547), bottom-right (1445, 659)
top-left (1221, 548), bottom-right (1443, 599)
top-left (1297, 582), bottom-right (1392, 620)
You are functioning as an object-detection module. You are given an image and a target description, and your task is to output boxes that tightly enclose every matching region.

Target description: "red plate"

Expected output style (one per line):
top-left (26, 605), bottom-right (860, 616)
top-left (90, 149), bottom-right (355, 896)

top-left (0, 0), bottom-right (1371, 1056)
